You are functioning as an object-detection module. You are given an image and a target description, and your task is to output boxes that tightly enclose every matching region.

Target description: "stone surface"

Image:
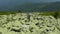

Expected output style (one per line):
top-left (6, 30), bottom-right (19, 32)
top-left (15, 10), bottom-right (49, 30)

top-left (0, 13), bottom-right (60, 34)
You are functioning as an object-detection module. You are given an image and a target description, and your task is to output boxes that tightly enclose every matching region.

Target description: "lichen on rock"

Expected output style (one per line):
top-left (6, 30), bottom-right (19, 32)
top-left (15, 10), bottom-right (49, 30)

top-left (0, 13), bottom-right (60, 34)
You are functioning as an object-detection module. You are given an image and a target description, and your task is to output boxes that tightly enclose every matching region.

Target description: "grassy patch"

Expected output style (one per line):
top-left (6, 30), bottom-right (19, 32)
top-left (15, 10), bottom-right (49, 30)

top-left (0, 11), bottom-right (60, 17)
top-left (0, 11), bottom-right (19, 15)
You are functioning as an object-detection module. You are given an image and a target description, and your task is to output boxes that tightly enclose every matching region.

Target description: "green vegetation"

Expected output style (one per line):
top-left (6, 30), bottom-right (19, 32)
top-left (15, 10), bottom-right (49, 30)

top-left (38, 11), bottom-right (60, 19)
top-left (0, 11), bottom-right (18, 15)
top-left (0, 11), bottom-right (60, 19)
top-left (0, 11), bottom-right (59, 15)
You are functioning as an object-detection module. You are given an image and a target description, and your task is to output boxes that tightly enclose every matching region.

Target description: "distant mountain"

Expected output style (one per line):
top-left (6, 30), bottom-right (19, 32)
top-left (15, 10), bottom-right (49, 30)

top-left (17, 2), bottom-right (60, 12)
top-left (18, 2), bottom-right (48, 12)
top-left (0, 1), bottom-right (60, 12)
top-left (40, 2), bottom-right (60, 11)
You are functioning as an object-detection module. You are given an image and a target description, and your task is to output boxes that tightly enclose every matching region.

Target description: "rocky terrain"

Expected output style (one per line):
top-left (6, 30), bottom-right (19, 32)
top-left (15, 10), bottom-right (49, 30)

top-left (0, 13), bottom-right (60, 34)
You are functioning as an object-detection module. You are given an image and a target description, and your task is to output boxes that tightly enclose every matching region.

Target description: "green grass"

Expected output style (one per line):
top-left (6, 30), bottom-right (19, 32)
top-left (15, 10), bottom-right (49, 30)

top-left (0, 11), bottom-right (19, 15)
top-left (0, 11), bottom-right (60, 17)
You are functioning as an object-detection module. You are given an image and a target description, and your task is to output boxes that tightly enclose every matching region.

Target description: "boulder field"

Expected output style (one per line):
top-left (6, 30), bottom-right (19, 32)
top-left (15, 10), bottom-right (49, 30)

top-left (0, 13), bottom-right (60, 34)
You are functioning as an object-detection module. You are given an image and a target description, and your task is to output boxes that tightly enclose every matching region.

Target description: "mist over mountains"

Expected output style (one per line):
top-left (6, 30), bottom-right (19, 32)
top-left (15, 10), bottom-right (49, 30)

top-left (0, 0), bottom-right (60, 11)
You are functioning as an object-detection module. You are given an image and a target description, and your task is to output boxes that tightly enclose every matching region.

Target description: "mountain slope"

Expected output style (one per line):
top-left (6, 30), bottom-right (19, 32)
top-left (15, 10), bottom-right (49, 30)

top-left (40, 2), bottom-right (60, 11)
top-left (17, 2), bottom-right (49, 12)
top-left (18, 2), bottom-right (60, 12)
top-left (0, 1), bottom-right (60, 12)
